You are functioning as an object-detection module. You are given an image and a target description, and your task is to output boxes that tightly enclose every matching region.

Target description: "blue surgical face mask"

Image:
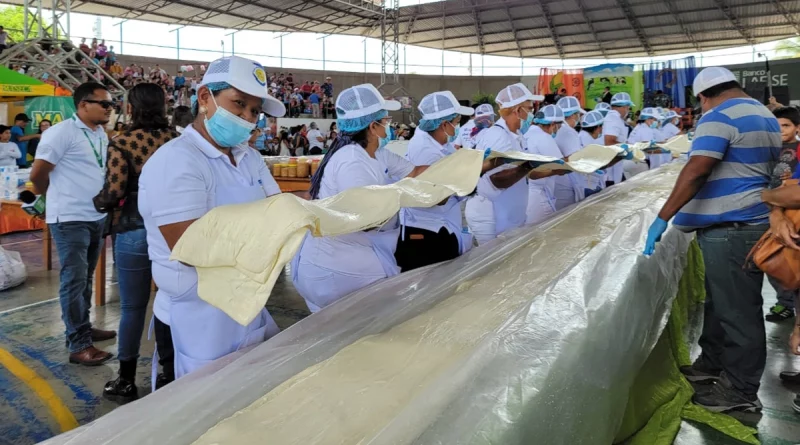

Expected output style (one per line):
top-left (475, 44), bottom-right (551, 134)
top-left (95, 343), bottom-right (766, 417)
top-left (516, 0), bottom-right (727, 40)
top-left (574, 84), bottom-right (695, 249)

top-left (204, 94), bottom-right (256, 147)
top-left (649, 120), bottom-right (659, 129)
top-left (519, 111), bottom-right (534, 135)
top-left (377, 122), bottom-right (391, 149)
top-left (447, 122), bottom-right (460, 144)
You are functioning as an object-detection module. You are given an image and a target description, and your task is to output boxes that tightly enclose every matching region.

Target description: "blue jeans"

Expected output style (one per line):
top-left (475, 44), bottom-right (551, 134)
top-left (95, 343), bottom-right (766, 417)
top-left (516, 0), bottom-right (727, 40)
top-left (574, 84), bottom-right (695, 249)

top-left (696, 223), bottom-right (768, 397)
top-left (49, 219), bottom-right (105, 354)
top-left (114, 228), bottom-right (152, 362)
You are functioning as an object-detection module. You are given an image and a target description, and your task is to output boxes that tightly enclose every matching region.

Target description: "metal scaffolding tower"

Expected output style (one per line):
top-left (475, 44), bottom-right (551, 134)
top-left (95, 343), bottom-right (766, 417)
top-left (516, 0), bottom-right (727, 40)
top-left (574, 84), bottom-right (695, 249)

top-left (378, 0), bottom-right (414, 121)
top-left (0, 0), bottom-right (125, 97)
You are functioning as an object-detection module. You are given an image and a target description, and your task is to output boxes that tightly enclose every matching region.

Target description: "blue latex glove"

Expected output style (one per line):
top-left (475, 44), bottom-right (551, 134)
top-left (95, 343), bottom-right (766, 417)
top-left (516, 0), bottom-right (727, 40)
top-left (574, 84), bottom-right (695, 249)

top-left (619, 143), bottom-right (634, 160)
top-left (483, 147), bottom-right (492, 159)
top-left (687, 131), bottom-right (694, 141)
top-left (644, 217), bottom-right (668, 256)
top-left (649, 140), bottom-right (657, 148)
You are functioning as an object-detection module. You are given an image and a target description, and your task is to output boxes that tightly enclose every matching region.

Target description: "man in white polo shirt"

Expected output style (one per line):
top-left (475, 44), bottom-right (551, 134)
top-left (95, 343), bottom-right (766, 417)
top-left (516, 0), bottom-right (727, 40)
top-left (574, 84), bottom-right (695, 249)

top-left (306, 121), bottom-right (325, 155)
top-left (30, 82), bottom-right (117, 366)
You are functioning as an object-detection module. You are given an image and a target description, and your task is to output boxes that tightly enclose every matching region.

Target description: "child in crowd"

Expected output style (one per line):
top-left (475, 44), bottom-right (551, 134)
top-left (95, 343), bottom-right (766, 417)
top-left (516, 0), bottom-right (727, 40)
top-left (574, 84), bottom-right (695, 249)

top-left (766, 106), bottom-right (800, 322)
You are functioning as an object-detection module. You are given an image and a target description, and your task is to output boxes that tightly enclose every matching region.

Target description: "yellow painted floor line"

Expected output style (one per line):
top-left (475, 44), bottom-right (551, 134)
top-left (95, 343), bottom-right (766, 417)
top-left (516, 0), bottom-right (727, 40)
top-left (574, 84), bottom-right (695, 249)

top-left (0, 347), bottom-right (78, 432)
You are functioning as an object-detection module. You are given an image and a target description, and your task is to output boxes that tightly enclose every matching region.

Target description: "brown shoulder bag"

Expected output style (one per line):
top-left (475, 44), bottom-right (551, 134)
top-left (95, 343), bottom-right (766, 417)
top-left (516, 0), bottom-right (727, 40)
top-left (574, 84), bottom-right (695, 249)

top-left (746, 179), bottom-right (800, 290)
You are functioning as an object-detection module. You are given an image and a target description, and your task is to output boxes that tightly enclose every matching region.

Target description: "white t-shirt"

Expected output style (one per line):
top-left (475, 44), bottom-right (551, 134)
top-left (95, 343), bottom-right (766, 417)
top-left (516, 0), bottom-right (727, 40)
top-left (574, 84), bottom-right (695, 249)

top-left (35, 116), bottom-right (108, 224)
top-left (139, 125), bottom-right (280, 323)
top-left (554, 124), bottom-right (582, 158)
top-left (400, 131), bottom-right (464, 248)
top-left (307, 129), bottom-right (324, 150)
top-left (457, 120), bottom-right (476, 149)
top-left (299, 144), bottom-right (413, 276)
top-left (601, 110), bottom-right (628, 183)
top-left (659, 122), bottom-right (680, 141)
top-left (475, 118), bottom-right (528, 236)
top-left (0, 142), bottom-right (21, 166)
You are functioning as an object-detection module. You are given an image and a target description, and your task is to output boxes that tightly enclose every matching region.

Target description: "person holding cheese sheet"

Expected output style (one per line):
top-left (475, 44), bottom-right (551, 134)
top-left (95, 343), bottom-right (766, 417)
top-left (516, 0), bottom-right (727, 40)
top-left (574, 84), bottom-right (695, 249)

top-left (523, 104), bottom-right (567, 225)
top-left (466, 83), bottom-right (565, 243)
top-left (292, 84), bottom-right (429, 313)
top-left (553, 96), bottom-right (588, 209)
top-left (395, 91), bottom-right (475, 272)
top-left (138, 56), bottom-right (286, 380)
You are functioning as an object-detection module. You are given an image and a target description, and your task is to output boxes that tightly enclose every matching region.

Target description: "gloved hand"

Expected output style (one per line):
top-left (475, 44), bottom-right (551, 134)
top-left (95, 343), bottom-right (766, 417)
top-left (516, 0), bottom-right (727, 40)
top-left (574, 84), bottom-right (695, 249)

top-left (648, 140), bottom-right (657, 148)
top-left (687, 131), bottom-right (694, 141)
top-left (483, 147), bottom-right (492, 160)
top-left (644, 217), bottom-right (668, 256)
top-left (619, 144), bottom-right (634, 160)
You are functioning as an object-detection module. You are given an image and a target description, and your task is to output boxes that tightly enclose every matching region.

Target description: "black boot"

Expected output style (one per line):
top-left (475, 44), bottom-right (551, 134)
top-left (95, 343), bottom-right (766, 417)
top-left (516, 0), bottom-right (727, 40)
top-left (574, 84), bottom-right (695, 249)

top-left (103, 359), bottom-right (138, 404)
top-left (155, 372), bottom-right (174, 390)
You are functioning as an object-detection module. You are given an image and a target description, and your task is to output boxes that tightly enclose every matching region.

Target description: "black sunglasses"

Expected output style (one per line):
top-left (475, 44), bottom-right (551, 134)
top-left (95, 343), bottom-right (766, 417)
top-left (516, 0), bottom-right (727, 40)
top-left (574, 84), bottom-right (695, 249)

top-left (83, 99), bottom-right (115, 109)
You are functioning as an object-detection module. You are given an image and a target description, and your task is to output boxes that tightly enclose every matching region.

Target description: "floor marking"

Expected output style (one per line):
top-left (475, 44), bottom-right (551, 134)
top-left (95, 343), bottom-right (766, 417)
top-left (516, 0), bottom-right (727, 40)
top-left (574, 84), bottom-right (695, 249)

top-left (0, 347), bottom-right (78, 432)
top-left (0, 297), bottom-right (59, 316)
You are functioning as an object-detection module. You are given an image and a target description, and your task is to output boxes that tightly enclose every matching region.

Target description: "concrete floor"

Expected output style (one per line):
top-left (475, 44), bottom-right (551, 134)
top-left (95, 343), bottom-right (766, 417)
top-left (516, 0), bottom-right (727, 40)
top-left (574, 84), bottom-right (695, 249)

top-left (0, 231), bottom-right (799, 444)
top-left (0, 231), bottom-right (309, 445)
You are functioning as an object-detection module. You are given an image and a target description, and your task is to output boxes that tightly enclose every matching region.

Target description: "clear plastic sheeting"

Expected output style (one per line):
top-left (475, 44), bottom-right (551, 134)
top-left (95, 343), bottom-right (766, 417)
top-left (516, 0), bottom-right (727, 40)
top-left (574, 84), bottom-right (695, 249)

top-left (41, 162), bottom-right (693, 445)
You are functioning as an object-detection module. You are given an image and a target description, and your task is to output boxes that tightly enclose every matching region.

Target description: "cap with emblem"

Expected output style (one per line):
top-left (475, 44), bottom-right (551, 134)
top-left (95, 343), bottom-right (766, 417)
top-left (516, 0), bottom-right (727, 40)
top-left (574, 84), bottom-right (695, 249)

top-left (200, 56), bottom-right (285, 117)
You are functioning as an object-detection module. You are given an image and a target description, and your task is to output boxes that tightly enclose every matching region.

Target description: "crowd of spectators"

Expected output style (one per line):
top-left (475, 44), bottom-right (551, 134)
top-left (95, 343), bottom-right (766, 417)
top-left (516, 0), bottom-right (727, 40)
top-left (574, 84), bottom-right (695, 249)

top-left (267, 73), bottom-right (335, 118)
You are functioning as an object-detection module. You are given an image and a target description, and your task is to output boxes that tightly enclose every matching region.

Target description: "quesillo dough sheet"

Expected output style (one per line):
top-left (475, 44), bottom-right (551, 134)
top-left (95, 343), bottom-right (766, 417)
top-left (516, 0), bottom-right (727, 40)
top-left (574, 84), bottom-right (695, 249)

top-left (171, 143), bottom-right (646, 326)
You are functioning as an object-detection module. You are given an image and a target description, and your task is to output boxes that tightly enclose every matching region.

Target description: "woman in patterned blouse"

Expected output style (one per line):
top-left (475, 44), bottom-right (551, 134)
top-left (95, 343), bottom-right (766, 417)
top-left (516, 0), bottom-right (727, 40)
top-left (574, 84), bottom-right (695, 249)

top-left (93, 83), bottom-right (179, 403)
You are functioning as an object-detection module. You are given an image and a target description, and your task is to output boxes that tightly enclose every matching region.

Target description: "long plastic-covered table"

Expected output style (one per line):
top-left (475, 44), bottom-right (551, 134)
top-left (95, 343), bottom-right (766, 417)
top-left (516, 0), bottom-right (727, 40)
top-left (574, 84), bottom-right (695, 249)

top-left (41, 161), bottom-right (704, 445)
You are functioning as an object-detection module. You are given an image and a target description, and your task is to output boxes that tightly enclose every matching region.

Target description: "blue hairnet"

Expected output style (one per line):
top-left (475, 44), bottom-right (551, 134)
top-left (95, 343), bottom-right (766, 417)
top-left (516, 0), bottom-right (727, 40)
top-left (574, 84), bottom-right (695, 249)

top-left (336, 109), bottom-right (389, 133)
top-left (418, 112), bottom-right (459, 132)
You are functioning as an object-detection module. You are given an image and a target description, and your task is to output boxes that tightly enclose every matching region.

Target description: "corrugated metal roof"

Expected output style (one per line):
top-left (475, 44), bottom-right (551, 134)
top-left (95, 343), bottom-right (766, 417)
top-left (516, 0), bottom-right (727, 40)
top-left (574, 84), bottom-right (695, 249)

top-left (2, 0), bottom-right (797, 58)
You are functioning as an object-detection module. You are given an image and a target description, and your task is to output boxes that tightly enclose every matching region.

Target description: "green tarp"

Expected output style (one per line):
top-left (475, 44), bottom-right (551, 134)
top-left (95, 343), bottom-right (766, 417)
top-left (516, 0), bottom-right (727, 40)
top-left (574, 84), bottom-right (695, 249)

top-left (616, 241), bottom-right (759, 445)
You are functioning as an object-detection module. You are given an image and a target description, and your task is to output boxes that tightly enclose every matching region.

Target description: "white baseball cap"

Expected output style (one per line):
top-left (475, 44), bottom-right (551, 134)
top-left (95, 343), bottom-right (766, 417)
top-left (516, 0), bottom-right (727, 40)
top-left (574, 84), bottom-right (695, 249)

top-left (693, 66), bottom-right (737, 97)
top-left (661, 110), bottom-right (680, 121)
top-left (610, 92), bottom-right (635, 107)
top-left (639, 107), bottom-right (661, 120)
top-left (418, 91), bottom-right (474, 120)
top-left (496, 83), bottom-right (544, 109)
top-left (581, 110), bottom-right (605, 128)
top-left (556, 96), bottom-right (586, 116)
top-left (533, 104), bottom-right (565, 124)
top-left (200, 56), bottom-right (285, 117)
top-left (594, 102), bottom-right (611, 111)
top-left (474, 103), bottom-right (496, 117)
top-left (336, 83), bottom-right (400, 120)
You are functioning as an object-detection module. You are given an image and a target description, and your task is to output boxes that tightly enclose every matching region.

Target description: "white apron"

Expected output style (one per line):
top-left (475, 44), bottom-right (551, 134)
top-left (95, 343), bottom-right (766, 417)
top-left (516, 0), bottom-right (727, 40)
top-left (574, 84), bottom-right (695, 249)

top-left (168, 173), bottom-right (280, 379)
top-left (292, 225), bottom-right (400, 313)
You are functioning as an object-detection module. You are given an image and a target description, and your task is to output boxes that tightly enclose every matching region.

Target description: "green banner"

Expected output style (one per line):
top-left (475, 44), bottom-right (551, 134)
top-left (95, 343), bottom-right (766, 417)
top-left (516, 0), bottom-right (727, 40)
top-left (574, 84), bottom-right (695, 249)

top-left (583, 63), bottom-right (644, 111)
top-left (24, 96), bottom-right (76, 132)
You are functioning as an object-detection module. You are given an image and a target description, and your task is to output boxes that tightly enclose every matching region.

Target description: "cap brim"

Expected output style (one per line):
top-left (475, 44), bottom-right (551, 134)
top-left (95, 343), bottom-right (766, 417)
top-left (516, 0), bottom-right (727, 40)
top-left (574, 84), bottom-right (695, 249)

top-left (262, 95), bottom-right (286, 117)
top-left (383, 99), bottom-right (402, 111)
top-left (456, 105), bottom-right (474, 116)
top-left (531, 95), bottom-right (545, 102)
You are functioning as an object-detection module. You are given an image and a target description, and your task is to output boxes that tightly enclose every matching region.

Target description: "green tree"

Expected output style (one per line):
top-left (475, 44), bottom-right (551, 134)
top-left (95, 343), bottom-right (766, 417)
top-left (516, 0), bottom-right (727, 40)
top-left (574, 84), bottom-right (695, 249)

top-left (0, 5), bottom-right (47, 42)
top-left (775, 37), bottom-right (800, 59)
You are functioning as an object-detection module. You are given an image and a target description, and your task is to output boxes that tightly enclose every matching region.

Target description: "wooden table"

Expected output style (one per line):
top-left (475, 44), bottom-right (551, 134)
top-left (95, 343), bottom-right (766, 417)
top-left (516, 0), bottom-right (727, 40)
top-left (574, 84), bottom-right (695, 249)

top-left (0, 199), bottom-right (46, 235)
top-left (276, 177), bottom-right (311, 193)
top-left (1, 199), bottom-right (108, 307)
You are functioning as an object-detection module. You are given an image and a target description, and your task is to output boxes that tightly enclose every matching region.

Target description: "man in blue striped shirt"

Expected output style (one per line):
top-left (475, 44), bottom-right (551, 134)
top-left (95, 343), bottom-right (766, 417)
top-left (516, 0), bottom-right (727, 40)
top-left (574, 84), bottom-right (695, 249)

top-left (644, 67), bottom-right (781, 413)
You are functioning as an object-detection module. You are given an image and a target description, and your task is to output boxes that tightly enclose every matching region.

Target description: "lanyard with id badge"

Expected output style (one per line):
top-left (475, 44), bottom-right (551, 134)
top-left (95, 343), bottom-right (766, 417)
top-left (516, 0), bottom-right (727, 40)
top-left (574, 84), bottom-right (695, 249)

top-left (76, 117), bottom-right (105, 169)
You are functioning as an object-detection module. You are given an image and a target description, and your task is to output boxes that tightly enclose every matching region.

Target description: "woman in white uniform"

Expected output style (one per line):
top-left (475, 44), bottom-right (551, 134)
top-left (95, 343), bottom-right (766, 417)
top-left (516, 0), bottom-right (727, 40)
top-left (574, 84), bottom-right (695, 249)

top-left (579, 110), bottom-right (607, 197)
top-left (138, 56), bottom-right (286, 380)
top-left (292, 84), bottom-right (428, 313)
top-left (553, 96), bottom-right (587, 210)
top-left (628, 107), bottom-right (666, 175)
top-left (396, 91), bottom-right (475, 272)
top-left (523, 104), bottom-right (566, 225)
top-left (467, 83), bottom-right (559, 243)
top-left (659, 110), bottom-right (682, 140)
top-left (602, 93), bottom-right (634, 185)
